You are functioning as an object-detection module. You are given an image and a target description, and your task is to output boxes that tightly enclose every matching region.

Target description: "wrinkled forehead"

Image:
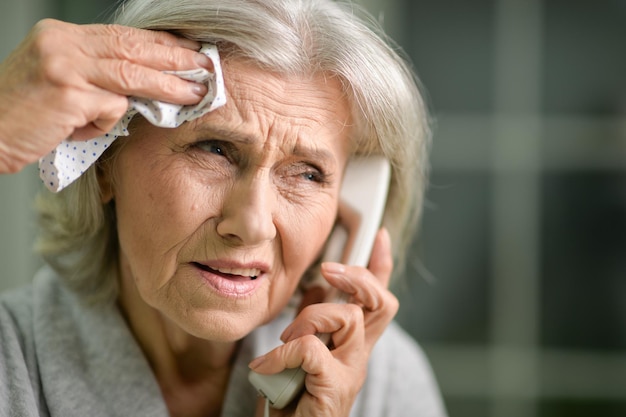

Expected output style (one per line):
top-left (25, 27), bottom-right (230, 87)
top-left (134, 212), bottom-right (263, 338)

top-left (190, 57), bottom-right (355, 149)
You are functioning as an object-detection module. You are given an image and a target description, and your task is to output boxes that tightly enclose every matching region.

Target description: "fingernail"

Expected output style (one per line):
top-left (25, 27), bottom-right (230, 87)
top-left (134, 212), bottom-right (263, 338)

top-left (280, 327), bottom-right (293, 343)
top-left (177, 37), bottom-right (201, 50)
top-left (322, 262), bottom-right (345, 275)
top-left (249, 355), bottom-right (266, 369)
top-left (190, 82), bottom-right (207, 97)
top-left (194, 53), bottom-right (214, 70)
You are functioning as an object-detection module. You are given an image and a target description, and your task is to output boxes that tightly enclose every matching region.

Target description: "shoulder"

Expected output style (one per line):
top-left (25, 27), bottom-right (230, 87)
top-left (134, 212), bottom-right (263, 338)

top-left (0, 277), bottom-right (42, 415)
top-left (0, 267), bottom-right (77, 416)
top-left (0, 267), bottom-right (166, 416)
top-left (353, 321), bottom-right (448, 417)
top-left (0, 267), bottom-right (61, 343)
top-left (0, 279), bottom-right (36, 359)
top-left (375, 321), bottom-right (438, 381)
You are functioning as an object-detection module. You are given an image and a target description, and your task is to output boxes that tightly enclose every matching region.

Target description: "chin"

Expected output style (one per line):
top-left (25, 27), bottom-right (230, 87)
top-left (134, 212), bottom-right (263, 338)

top-left (175, 309), bottom-right (264, 342)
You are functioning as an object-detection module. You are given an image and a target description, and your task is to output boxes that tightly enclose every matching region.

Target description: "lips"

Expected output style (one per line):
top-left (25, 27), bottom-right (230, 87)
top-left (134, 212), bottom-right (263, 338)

top-left (191, 261), bottom-right (266, 297)
top-left (193, 262), bottom-right (260, 280)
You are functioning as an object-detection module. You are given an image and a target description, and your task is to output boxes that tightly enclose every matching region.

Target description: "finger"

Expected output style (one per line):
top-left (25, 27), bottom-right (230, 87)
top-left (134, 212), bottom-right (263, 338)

top-left (28, 20), bottom-right (211, 104)
top-left (34, 19), bottom-right (205, 69)
top-left (317, 228), bottom-right (394, 312)
top-left (320, 263), bottom-right (387, 312)
top-left (81, 58), bottom-right (207, 104)
top-left (68, 90), bottom-right (129, 140)
top-left (71, 124), bottom-right (110, 141)
top-left (367, 227), bottom-right (394, 287)
top-left (280, 303), bottom-right (363, 344)
top-left (249, 334), bottom-right (331, 376)
top-left (59, 21), bottom-right (201, 50)
top-left (320, 263), bottom-right (398, 350)
top-left (59, 87), bottom-right (128, 140)
top-left (280, 303), bottom-right (365, 352)
top-left (81, 33), bottom-right (214, 72)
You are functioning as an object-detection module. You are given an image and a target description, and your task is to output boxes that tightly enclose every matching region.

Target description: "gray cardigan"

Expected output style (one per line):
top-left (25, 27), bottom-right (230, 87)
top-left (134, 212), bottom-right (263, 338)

top-left (0, 267), bottom-right (447, 416)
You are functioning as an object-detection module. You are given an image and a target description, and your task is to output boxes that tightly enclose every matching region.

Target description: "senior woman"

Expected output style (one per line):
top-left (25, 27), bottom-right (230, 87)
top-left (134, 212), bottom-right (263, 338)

top-left (0, 0), bottom-right (446, 416)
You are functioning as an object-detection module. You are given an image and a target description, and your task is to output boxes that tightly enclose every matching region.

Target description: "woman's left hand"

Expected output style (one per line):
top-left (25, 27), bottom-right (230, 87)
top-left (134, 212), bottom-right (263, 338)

top-left (250, 227), bottom-right (399, 417)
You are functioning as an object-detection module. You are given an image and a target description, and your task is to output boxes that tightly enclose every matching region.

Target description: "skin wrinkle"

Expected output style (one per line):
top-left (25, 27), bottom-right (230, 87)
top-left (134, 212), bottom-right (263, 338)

top-left (105, 58), bottom-right (353, 417)
top-left (263, 202), bottom-right (330, 319)
top-left (222, 64), bottom-right (345, 151)
top-left (142, 136), bottom-right (224, 297)
top-left (9, 4), bottom-right (429, 413)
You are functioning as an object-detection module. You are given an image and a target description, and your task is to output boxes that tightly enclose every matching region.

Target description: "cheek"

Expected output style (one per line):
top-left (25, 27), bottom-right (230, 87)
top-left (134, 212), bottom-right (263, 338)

top-left (114, 161), bottom-right (215, 288)
top-left (278, 200), bottom-right (338, 283)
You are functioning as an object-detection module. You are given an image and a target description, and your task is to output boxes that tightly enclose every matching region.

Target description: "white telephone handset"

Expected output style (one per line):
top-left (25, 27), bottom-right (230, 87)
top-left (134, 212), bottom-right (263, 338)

top-left (248, 155), bottom-right (391, 409)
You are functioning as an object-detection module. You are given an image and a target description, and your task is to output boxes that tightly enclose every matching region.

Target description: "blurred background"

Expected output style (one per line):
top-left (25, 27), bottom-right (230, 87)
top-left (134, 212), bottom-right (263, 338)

top-left (1, 0), bottom-right (625, 416)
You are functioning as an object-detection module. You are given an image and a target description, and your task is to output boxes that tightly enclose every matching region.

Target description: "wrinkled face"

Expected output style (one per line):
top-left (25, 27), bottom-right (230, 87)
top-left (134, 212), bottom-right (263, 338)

top-left (105, 59), bottom-right (352, 341)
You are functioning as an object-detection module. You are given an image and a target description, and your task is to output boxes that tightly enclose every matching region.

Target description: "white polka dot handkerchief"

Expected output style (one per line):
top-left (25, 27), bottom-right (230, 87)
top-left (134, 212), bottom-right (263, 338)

top-left (38, 43), bottom-right (226, 192)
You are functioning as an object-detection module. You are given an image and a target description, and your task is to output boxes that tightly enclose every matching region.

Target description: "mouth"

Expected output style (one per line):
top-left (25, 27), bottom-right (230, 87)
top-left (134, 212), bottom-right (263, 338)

top-left (191, 261), bottom-right (266, 297)
top-left (192, 262), bottom-right (260, 280)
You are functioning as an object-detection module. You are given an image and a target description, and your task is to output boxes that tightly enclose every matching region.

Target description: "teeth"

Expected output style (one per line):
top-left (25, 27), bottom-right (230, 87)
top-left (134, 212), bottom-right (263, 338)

top-left (215, 266), bottom-right (261, 278)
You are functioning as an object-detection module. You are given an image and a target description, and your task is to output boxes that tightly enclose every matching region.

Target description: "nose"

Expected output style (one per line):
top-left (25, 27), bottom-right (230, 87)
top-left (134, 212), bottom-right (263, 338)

top-left (216, 171), bottom-right (277, 246)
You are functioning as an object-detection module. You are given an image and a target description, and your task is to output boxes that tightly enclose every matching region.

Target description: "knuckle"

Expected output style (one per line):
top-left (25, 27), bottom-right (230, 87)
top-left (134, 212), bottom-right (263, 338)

top-left (31, 19), bottom-right (76, 51)
top-left (158, 74), bottom-right (184, 97)
top-left (100, 24), bottom-right (153, 52)
top-left (32, 18), bottom-right (62, 34)
top-left (100, 23), bottom-right (130, 37)
top-left (345, 303), bottom-right (365, 324)
top-left (162, 51), bottom-right (182, 69)
top-left (151, 43), bottom-right (182, 67)
top-left (94, 98), bottom-right (129, 132)
top-left (299, 303), bottom-right (319, 321)
top-left (298, 334), bottom-right (325, 353)
top-left (114, 36), bottom-right (142, 61)
top-left (54, 86), bottom-right (78, 108)
top-left (111, 96), bottom-right (130, 117)
top-left (55, 90), bottom-right (91, 127)
top-left (294, 334), bottom-right (329, 371)
top-left (38, 54), bottom-right (70, 85)
top-left (115, 60), bottom-right (141, 91)
top-left (31, 26), bottom-right (63, 58)
top-left (383, 293), bottom-right (400, 316)
top-left (29, 25), bottom-right (76, 86)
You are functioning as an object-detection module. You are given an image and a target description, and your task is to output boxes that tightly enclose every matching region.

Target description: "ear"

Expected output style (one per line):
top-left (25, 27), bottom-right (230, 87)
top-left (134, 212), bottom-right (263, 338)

top-left (96, 162), bottom-right (114, 204)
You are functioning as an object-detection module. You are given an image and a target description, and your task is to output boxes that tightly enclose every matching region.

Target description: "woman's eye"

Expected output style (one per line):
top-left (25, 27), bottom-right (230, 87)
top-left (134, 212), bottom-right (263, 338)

top-left (190, 140), bottom-right (240, 164)
top-left (196, 140), bottom-right (227, 156)
top-left (302, 169), bottom-right (324, 183)
top-left (286, 163), bottom-right (328, 185)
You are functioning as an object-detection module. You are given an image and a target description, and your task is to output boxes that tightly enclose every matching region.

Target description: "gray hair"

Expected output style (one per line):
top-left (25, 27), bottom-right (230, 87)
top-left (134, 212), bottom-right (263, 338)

top-left (35, 0), bottom-right (431, 304)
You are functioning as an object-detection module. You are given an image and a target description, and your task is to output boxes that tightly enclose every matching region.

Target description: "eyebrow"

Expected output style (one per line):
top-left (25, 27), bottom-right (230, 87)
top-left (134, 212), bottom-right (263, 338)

top-left (193, 124), bottom-right (337, 163)
top-left (195, 125), bottom-right (255, 145)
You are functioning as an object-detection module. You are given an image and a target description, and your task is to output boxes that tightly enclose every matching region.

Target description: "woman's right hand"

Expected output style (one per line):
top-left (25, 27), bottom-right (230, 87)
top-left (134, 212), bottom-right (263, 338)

top-left (0, 18), bottom-right (212, 174)
top-left (250, 229), bottom-right (399, 417)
